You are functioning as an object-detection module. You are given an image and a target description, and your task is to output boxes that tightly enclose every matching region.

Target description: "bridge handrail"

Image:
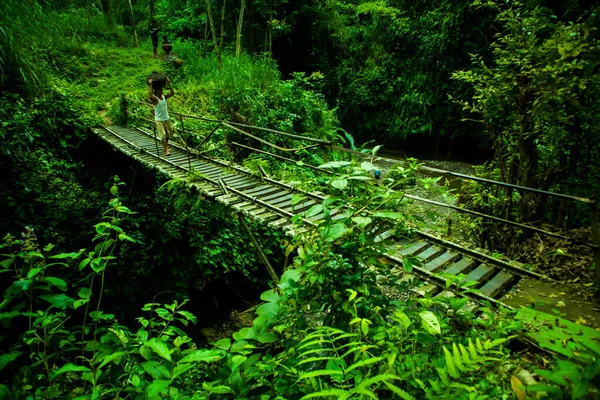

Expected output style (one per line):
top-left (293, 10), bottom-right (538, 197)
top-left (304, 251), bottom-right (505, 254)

top-left (120, 95), bottom-right (600, 271)
top-left (124, 97), bottom-right (331, 145)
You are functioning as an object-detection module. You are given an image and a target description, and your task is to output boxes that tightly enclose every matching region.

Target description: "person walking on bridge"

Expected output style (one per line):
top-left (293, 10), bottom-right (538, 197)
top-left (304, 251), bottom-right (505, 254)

top-left (148, 76), bottom-right (175, 155)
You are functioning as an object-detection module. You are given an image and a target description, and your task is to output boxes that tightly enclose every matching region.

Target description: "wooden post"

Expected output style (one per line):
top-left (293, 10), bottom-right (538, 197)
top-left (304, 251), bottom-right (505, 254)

top-left (179, 115), bottom-right (191, 171)
top-left (120, 93), bottom-right (129, 125)
top-left (590, 200), bottom-right (600, 288)
top-left (152, 121), bottom-right (160, 160)
top-left (238, 214), bottom-right (279, 284)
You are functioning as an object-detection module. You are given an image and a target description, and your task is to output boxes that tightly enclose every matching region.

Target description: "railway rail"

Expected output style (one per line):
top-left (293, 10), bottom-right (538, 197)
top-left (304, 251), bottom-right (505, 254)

top-left (94, 125), bottom-right (550, 311)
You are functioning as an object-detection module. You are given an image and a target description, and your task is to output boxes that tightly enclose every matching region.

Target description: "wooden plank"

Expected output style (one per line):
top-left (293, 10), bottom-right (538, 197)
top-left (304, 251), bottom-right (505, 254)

top-left (374, 230), bottom-right (395, 243)
top-left (251, 187), bottom-right (282, 199)
top-left (223, 175), bottom-right (250, 184)
top-left (423, 251), bottom-right (460, 272)
top-left (269, 217), bottom-right (291, 229)
top-left (443, 258), bottom-right (477, 276)
top-left (244, 185), bottom-right (275, 195)
top-left (260, 191), bottom-right (291, 202)
top-left (284, 200), bottom-right (317, 213)
top-left (330, 210), bottom-right (347, 220)
top-left (253, 212), bottom-right (280, 223)
top-left (270, 194), bottom-right (294, 207)
top-left (413, 284), bottom-right (440, 297)
top-left (231, 181), bottom-right (260, 191)
top-left (216, 195), bottom-right (244, 206)
top-left (463, 264), bottom-right (495, 286)
top-left (400, 241), bottom-right (429, 256)
top-left (479, 272), bottom-right (515, 298)
top-left (416, 245), bottom-right (445, 263)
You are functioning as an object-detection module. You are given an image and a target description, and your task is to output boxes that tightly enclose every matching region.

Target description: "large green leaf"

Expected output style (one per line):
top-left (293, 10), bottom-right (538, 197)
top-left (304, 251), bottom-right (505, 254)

top-left (371, 211), bottom-right (404, 219)
top-left (360, 161), bottom-right (376, 171)
top-left (232, 327), bottom-right (258, 341)
top-left (145, 338), bottom-right (172, 362)
top-left (42, 277), bottom-right (67, 291)
top-left (146, 379), bottom-right (170, 398)
top-left (260, 290), bottom-right (280, 303)
top-left (331, 179), bottom-right (348, 189)
top-left (0, 352), bottom-right (22, 371)
top-left (50, 363), bottom-right (91, 380)
top-left (257, 331), bottom-right (278, 343)
top-left (305, 204), bottom-right (324, 218)
top-left (352, 216), bottom-right (372, 228)
top-left (39, 294), bottom-right (74, 309)
top-left (97, 351), bottom-right (126, 369)
top-left (321, 223), bottom-right (350, 242)
top-left (0, 384), bottom-right (10, 399)
top-left (179, 349), bottom-right (224, 364)
top-left (419, 311), bottom-right (441, 335)
top-left (141, 361), bottom-right (170, 379)
top-left (319, 161), bottom-right (352, 168)
top-left (256, 302), bottom-right (280, 318)
top-left (171, 363), bottom-right (195, 379)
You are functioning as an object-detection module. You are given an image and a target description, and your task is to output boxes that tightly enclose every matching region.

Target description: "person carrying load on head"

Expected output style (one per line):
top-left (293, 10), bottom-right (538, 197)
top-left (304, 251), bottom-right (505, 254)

top-left (147, 75), bottom-right (175, 155)
top-left (149, 20), bottom-right (160, 58)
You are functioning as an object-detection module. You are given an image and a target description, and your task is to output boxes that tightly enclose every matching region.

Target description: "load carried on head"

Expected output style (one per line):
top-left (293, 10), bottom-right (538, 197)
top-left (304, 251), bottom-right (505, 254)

top-left (147, 71), bottom-right (167, 90)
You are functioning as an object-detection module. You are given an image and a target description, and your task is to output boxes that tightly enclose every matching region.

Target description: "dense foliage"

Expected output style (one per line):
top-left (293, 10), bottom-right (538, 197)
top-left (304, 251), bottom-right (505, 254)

top-left (1, 0), bottom-right (600, 398)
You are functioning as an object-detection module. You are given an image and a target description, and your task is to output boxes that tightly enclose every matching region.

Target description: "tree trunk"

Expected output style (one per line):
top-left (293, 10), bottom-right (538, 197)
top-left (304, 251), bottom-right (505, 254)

top-left (220, 0), bottom-right (226, 57)
top-left (149, 0), bottom-right (155, 22)
top-left (246, 0), bottom-right (255, 55)
top-left (202, 14), bottom-right (209, 58)
top-left (127, 0), bottom-right (138, 47)
top-left (235, 0), bottom-right (246, 57)
top-left (204, 0), bottom-right (221, 69)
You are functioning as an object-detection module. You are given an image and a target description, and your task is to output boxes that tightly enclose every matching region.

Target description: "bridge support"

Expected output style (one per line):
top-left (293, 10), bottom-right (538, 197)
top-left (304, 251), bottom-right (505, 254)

top-left (591, 201), bottom-right (600, 290)
top-left (238, 214), bottom-right (279, 285)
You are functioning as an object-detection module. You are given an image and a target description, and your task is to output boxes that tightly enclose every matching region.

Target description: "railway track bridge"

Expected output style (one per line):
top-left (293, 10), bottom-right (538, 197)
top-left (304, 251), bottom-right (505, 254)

top-left (93, 101), bottom-right (600, 312)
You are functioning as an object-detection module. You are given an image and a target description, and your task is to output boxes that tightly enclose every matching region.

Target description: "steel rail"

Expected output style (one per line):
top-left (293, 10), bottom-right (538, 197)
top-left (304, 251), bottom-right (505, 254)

top-left (383, 253), bottom-right (514, 310)
top-left (126, 97), bottom-right (331, 143)
top-left (97, 126), bottom-right (530, 310)
top-left (135, 127), bottom-right (330, 203)
top-left (406, 194), bottom-right (597, 249)
top-left (416, 231), bottom-right (550, 280)
top-left (231, 142), bottom-right (334, 175)
top-left (223, 122), bottom-right (322, 152)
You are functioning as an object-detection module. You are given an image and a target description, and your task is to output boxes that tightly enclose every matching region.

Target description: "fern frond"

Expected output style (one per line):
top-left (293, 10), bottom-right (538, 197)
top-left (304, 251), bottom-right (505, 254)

top-left (452, 343), bottom-right (465, 371)
top-left (468, 340), bottom-right (478, 359)
top-left (351, 387), bottom-right (378, 399)
top-left (443, 347), bottom-right (460, 379)
top-left (300, 388), bottom-right (350, 399)
top-left (459, 343), bottom-right (471, 363)
top-left (384, 381), bottom-right (417, 400)
top-left (298, 339), bottom-right (329, 351)
top-left (298, 369), bottom-right (344, 381)
top-left (345, 356), bottom-right (385, 374)
top-left (330, 332), bottom-right (359, 342)
top-left (297, 356), bottom-right (337, 366)
top-left (339, 344), bottom-right (376, 359)
top-left (355, 373), bottom-right (401, 389)
top-left (299, 348), bottom-right (338, 357)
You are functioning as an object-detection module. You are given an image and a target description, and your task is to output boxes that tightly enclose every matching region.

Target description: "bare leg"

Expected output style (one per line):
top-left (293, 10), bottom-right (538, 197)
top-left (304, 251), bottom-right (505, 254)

top-left (153, 47), bottom-right (158, 58)
top-left (162, 138), bottom-right (170, 155)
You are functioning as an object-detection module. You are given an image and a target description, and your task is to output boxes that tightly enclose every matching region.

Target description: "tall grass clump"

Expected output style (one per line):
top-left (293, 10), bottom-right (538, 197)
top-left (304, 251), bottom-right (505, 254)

top-left (0, 0), bottom-right (126, 96)
top-left (0, 0), bottom-right (62, 95)
top-left (171, 39), bottom-right (341, 142)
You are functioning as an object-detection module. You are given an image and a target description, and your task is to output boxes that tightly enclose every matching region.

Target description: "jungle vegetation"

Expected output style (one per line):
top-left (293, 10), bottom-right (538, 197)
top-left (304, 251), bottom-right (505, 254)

top-left (0, 0), bottom-right (599, 398)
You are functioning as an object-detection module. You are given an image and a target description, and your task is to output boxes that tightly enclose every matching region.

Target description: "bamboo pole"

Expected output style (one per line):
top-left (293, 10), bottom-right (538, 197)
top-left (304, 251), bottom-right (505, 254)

top-left (590, 201), bottom-right (600, 288)
top-left (238, 214), bottom-right (279, 284)
top-left (179, 115), bottom-right (191, 171)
